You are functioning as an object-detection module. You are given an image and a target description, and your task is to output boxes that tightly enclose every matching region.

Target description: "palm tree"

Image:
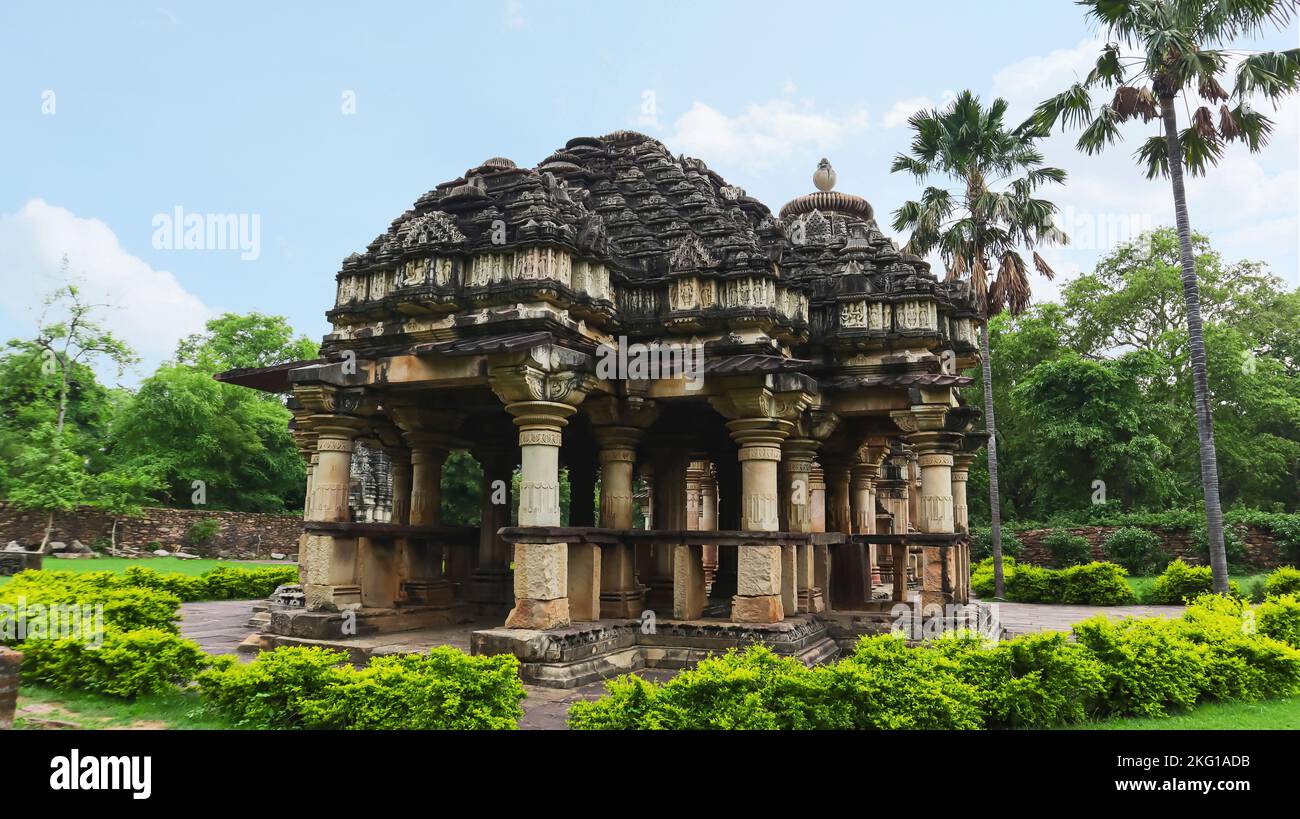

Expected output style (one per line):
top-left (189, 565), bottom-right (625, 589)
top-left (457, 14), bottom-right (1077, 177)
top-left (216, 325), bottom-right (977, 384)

top-left (892, 90), bottom-right (1068, 598)
top-left (1031, 0), bottom-right (1300, 594)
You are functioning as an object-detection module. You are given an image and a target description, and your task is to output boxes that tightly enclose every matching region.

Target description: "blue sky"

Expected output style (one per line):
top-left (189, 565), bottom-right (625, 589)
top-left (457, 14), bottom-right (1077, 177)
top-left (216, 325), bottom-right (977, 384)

top-left (1, 1), bottom-right (1296, 384)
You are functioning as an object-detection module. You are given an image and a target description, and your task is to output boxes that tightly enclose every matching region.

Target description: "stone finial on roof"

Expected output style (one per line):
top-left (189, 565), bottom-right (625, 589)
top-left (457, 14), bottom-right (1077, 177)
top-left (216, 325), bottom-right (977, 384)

top-left (814, 158), bottom-right (836, 192)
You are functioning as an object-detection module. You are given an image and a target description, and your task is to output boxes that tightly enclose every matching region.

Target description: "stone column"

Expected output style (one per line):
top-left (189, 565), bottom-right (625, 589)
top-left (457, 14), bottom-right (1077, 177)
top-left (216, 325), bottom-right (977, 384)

top-left (565, 450), bottom-right (600, 621)
top-left (894, 406), bottom-right (960, 607)
top-left (727, 417), bottom-right (792, 622)
top-left (781, 437), bottom-right (821, 613)
top-left (686, 460), bottom-right (705, 531)
top-left (403, 442), bottom-right (454, 605)
top-left (951, 451), bottom-right (974, 534)
top-left (505, 400), bottom-right (576, 629)
top-left (389, 451), bottom-right (412, 525)
top-left (809, 463), bottom-right (826, 533)
top-left (699, 464), bottom-right (718, 588)
top-left (822, 458), bottom-right (853, 610)
top-left (594, 426), bottom-right (645, 618)
top-left (468, 445), bottom-right (516, 606)
top-left (301, 416), bottom-right (364, 611)
top-left (809, 463), bottom-right (829, 608)
top-left (711, 453), bottom-right (741, 600)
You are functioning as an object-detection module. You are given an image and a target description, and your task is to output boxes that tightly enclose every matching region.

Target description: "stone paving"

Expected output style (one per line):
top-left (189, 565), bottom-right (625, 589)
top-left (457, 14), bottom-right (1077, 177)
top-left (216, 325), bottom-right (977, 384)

top-left (179, 597), bottom-right (1189, 730)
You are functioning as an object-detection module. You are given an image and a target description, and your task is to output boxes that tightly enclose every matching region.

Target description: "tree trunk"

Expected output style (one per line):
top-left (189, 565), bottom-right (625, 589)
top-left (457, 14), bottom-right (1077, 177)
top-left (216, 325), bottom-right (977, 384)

top-left (1161, 95), bottom-right (1229, 594)
top-left (40, 510), bottom-right (54, 552)
top-left (979, 322), bottom-right (1006, 598)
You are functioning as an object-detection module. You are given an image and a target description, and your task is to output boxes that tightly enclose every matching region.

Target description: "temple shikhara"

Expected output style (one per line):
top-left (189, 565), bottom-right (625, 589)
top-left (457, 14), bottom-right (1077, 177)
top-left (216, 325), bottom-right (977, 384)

top-left (220, 132), bottom-right (988, 685)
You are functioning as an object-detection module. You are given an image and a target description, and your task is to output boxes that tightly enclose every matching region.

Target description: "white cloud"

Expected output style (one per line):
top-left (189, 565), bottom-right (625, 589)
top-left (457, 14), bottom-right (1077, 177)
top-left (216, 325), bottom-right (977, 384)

top-left (659, 99), bottom-right (869, 174)
top-left (782, 77), bottom-right (798, 95)
top-left (0, 199), bottom-right (212, 380)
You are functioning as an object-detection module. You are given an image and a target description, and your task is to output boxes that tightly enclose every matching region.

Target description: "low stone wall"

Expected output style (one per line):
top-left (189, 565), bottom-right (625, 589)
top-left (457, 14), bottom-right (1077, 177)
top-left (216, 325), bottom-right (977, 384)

top-left (0, 504), bottom-right (302, 561)
top-left (0, 647), bottom-right (19, 730)
top-left (1014, 524), bottom-right (1283, 571)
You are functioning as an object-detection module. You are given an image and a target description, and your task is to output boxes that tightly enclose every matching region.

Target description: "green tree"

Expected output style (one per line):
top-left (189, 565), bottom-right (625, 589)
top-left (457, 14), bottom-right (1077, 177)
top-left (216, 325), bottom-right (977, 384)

top-left (891, 90), bottom-right (1068, 597)
top-left (6, 278), bottom-right (137, 549)
top-left (1031, 0), bottom-right (1300, 592)
top-left (175, 312), bottom-right (319, 375)
top-left (108, 365), bottom-right (306, 512)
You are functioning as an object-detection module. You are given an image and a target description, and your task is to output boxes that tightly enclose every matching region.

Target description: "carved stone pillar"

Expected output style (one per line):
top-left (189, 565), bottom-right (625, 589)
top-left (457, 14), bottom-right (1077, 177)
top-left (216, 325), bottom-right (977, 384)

top-left (468, 445), bottom-right (516, 606)
top-left (727, 416), bottom-right (793, 622)
top-left (301, 415), bottom-right (364, 611)
top-left (781, 437), bottom-right (820, 613)
top-left (821, 458), bottom-right (853, 610)
top-left (808, 463), bottom-right (829, 608)
top-left (951, 451), bottom-right (974, 534)
top-left (403, 443), bottom-right (453, 604)
top-left (565, 450), bottom-right (600, 621)
top-left (698, 463), bottom-right (718, 587)
top-left (894, 406), bottom-right (961, 607)
top-left (686, 460), bottom-right (705, 531)
top-left (650, 440), bottom-right (704, 619)
top-left (809, 463), bottom-right (826, 534)
top-left (489, 354), bottom-right (592, 629)
top-left (593, 425), bottom-right (645, 618)
top-left (506, 400), bottom-right (575, 628)
top-left (389, 451), bottom-right (412, 526)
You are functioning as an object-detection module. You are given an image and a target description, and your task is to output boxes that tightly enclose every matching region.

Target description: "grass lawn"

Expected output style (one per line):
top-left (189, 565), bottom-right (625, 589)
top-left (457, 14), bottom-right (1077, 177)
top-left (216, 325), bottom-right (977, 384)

top-left (1075, 696), bottom-right (1300, 730)
top-left (1125, 572), bottom-right (1269, 602)
top-left (13, 684), bottom-right (236, 730)
top-left (0, 556), bottom-right (289, 588)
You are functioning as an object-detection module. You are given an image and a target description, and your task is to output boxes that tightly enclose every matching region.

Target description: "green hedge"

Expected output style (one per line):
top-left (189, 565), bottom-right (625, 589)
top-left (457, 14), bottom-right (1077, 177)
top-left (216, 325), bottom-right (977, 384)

top-left (1144, 559), bottom-right (1242, 604)
top-left (18, 627), bottom-right (209, 699)
top-left (971, 558), bottom-right (1134, 605)
top-left (0, 564), bottom-right (298, 606)
top-left (196, 646), bottom-right (526, 729)
top-left (569, 594), bottom-right (1300, 729)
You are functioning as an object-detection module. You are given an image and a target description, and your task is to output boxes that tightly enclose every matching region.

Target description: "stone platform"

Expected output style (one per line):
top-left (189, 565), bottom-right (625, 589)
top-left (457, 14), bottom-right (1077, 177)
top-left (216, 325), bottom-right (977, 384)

top-left (472, 614), bottom-right (842, 688)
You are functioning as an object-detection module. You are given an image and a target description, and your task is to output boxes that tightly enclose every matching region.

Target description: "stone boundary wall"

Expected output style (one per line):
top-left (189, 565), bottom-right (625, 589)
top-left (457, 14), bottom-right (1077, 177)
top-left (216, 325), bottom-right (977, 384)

top-left (0, 503), bottom-right (302, 561)
top-left (1014, 524), bottom-right (1284, 571)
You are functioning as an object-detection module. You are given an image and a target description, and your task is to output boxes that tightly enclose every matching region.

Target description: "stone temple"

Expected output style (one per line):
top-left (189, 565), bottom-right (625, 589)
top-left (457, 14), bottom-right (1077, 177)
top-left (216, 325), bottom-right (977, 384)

top-left (219, 131), bottom-right (987, 685)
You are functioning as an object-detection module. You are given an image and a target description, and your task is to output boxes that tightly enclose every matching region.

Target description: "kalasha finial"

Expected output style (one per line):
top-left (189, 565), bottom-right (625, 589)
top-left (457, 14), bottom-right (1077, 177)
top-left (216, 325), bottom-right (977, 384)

top-left (813, 158), bottom-right (836, 192)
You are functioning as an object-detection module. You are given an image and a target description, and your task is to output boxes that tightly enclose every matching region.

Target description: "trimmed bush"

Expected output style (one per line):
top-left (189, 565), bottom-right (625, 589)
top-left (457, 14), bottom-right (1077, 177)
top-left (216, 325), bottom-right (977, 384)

top-left (969, 527), bottom-right (1024, 562)
top-left (18, 627), bottom-right (209, 699)
top-left (196, 646), bottom-right (346, 729)
top-left (1042, 530), bottom-right (1092, 567)
top-left (1059, 562), bottom-right (1135, 605)
top-left (1005, 564), bottom-right (1062, 603)
top-left (297, 649), bottom-right (525, 730)
top-left (1071, 616), bottom-right (1205, 718)
top-left (197, 645), bottom-right (526, 730)
top-left (1102, 527), bottom-right (1168, 575)
top-left (0, 572), bottom-right (182, 637)
top-left (1257, 595), bottom-right (1300, 649)
top-left (571, 598), bottom-right (1300, 730)
top-left (931, 632), bottom-right (1106, 728)
top-left (1175, 594), bottom-right (1300, 702)
top-left (974, 558), bottom-right (1132, 605)
top-left (1265, 566), bottom-right (1300, 598)
top-left (1145, 559), bottom-right (1241, 604)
